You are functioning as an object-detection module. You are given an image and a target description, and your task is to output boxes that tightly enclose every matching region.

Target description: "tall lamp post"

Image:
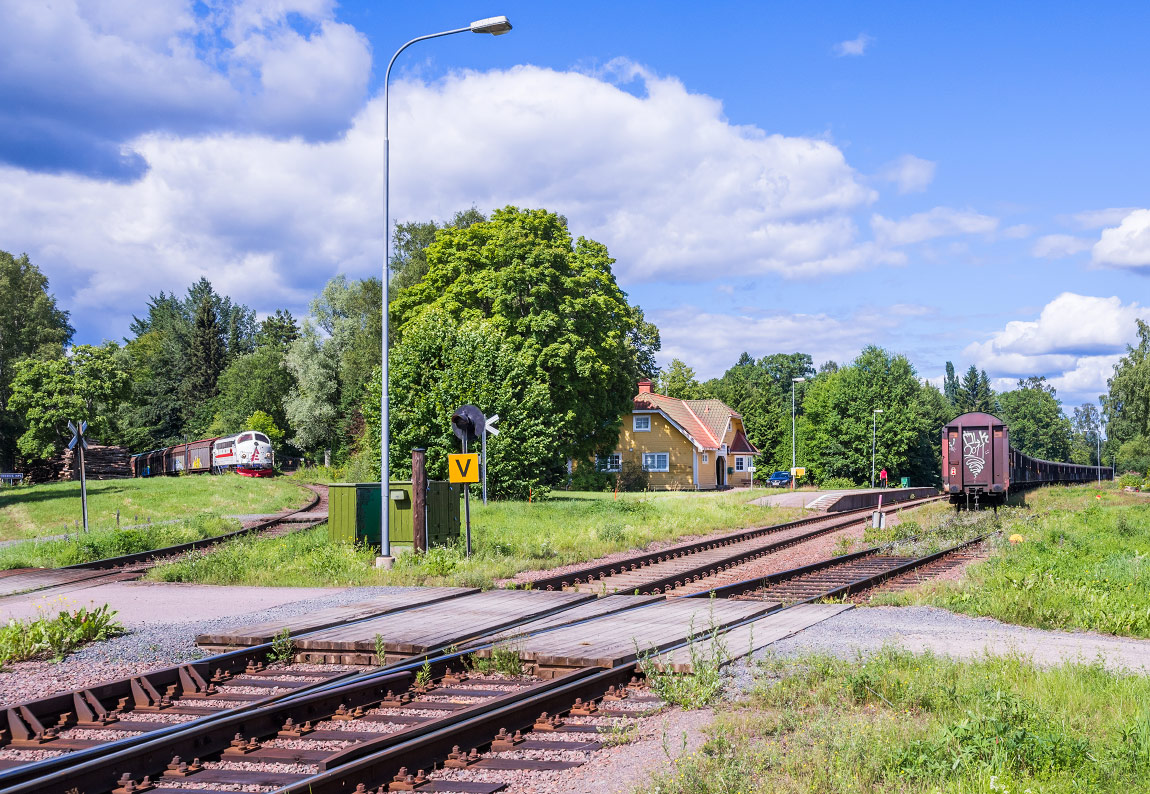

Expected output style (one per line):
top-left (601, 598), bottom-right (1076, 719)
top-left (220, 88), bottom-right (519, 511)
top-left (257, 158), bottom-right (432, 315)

top-left (871, 409), bottom-right (883, 488)
top-left (791, 378), bottom-right (805, 489)
top-left (380, 16), bottom-right (512, 565)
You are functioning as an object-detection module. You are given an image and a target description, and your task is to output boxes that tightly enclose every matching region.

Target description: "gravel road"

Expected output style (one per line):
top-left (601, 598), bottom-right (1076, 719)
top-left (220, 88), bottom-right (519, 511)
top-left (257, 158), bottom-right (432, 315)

top-left (748, 605), bottom-right (1150, 675)
top-left (0, 584), bottom-right (413, 708)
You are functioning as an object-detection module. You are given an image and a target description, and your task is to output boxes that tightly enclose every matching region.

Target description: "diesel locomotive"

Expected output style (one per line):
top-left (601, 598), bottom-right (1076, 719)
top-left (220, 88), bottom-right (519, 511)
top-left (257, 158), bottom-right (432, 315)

top-left (131, 430), bottom-right (275, 478)
top-left (942, 412), bottom-right (1111, 508)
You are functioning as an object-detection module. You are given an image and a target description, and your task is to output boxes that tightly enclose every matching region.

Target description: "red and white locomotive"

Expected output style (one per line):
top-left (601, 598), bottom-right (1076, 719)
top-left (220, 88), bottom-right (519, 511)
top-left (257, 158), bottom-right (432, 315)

top-left (212, 431), bottom-right (275, 477)
top-left (132, 430), bottom-right (275, 478)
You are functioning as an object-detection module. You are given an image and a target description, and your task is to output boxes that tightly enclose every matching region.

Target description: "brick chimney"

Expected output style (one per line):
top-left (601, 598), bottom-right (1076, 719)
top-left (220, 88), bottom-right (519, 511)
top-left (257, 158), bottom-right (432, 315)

top-left (637, 379), bottom-right (652, 394)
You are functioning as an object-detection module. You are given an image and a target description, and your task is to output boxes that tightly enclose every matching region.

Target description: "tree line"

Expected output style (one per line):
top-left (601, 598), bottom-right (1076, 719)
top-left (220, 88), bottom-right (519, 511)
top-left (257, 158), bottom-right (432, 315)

top-left (2, 205), bottom-right (1148, 492)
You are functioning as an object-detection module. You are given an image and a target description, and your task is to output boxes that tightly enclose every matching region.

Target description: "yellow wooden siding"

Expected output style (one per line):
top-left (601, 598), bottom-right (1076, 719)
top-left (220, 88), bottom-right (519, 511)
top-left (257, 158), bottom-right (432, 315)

top-left (614, 412), bottom-right (702, 490)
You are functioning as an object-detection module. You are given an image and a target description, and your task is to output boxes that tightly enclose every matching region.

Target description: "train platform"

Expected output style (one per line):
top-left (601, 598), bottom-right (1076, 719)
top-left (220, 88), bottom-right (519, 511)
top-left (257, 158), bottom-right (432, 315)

top-left (752, 486), bottom-right (937, 512)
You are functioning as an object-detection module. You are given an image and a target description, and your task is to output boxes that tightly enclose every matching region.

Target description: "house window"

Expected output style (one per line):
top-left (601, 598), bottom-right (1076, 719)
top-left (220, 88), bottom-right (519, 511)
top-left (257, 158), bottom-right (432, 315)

top-left (596, 453), bottom-right (622, 472)
top-left (702, 452), bottom-right (708, 463)
top-left (735, 457), bottom-right (745, 471)
top-left (642, 452), bottom-right (669, 472)
top-left (633, 415), bottom-right (651, 432)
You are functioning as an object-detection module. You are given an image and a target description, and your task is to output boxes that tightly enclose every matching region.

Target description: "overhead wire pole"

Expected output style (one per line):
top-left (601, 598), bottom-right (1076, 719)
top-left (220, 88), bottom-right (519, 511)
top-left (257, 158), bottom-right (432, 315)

top-left (871, 409), bottom-right (883, 488)
top-left (791, 377), bottom-right (805, 489)
top-left (379, 16), bottom-right (512, 565)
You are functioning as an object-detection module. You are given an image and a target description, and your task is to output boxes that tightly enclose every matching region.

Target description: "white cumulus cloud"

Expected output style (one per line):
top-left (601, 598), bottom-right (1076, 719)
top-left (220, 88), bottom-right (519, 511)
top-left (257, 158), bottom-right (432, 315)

top-left (962, 292), bottom-right (1144, 402)
top-left (834, 33), bottom-right (874, 57)
top-left (1033, 234), bottom-right (1092, 259)
top-left (876, 154), bottom-right (936, 194)
top-left (1092, 209), bottom-right (1150, 269)
top-left (0, 61), bottom-right (892, 339)
top-left (1070, 207), bottom-right (1140, 230)
top-left (871, 207), bottom-right (998, 246)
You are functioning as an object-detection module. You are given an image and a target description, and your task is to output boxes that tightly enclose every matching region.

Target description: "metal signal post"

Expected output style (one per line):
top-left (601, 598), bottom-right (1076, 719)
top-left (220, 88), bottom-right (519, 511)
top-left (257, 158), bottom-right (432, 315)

top-left (67, 421), bottom-right (89, 533)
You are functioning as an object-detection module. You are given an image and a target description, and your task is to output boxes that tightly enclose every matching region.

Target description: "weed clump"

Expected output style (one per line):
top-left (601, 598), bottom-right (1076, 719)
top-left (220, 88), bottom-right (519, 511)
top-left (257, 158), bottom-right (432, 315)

top-left (0, 601), bottom-right (123, 665)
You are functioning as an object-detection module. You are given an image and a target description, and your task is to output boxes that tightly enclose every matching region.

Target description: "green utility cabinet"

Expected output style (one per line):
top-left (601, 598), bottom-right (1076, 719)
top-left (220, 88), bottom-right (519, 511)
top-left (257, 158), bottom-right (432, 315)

top-left (327, 482), bottom-right (461, 551)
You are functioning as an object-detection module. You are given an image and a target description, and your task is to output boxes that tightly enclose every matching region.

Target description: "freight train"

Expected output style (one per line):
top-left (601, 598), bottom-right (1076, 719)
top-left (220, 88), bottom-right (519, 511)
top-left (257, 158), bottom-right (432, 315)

top-left (942, 412), bottom-right (1111, 507)
top-left (131, 431), bottom-right (275, 478)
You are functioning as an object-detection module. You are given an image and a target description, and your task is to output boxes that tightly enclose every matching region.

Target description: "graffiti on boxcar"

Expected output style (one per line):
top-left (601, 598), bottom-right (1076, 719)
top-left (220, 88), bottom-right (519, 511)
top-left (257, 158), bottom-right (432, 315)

top-left (963, 430), bottom-right (989, 476)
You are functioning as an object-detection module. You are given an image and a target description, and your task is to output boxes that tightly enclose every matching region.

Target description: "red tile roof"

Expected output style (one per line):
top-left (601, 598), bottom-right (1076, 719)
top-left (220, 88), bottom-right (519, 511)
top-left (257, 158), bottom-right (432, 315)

top-left (632, 391), bottom-right (759, 454)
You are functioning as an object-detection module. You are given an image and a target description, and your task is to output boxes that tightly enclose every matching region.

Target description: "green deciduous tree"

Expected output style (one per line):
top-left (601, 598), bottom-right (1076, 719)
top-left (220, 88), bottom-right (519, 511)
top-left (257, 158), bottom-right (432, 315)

top-left (800, 346), bottom-right (947, 486)
top-left (7, 344), bottom-right (128, 460)
top-left (656, 359), bottom-right (704, 399)
top-left (997, 377), bottom-right (1072, 461)
top-left (1103, 318), bottom-right (1150, 447)
top-left (210, 346), bottom-right (295, 439)
top-left (389, 207), bottom-right (487, 294)
top-left (245, 410), bottom-right (285, 447)
top-left (390, 206), bottom-right (659, 470)
top-left (0, 251), bottom-right (73, 468)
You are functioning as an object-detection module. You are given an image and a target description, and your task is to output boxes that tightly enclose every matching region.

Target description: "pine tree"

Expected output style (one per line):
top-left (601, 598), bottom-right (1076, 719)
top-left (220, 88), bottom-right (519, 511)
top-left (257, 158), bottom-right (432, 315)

top-left (957, 365), bottom-right (981, 413)
top-left (977, 370), bottom-right (996, 413)
top-left (943, 361), bottom-right (959, 406)
top-left (183, 293), bottom-right (225, 428)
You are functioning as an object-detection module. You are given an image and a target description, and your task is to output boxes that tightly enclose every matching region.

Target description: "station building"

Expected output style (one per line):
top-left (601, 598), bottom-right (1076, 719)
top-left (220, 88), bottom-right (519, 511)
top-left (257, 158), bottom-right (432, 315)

top-left (593, 379), bottom-right (760, 490)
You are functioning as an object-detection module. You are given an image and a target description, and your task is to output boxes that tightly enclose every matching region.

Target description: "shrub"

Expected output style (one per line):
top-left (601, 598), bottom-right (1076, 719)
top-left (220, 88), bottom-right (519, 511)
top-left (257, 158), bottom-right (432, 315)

top-left (1119, 473), bottom-right (1144, 488)
top-left (820, 476), bottom-right (857, 489)
top-left (616, 459), bottom-right (650, 492)
top-left (569, 462), bottom-right (613, 492)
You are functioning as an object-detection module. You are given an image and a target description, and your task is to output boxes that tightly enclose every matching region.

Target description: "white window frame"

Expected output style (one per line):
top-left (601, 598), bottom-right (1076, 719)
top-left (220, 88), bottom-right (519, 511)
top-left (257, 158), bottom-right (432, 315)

top-left (596, 453), bottom-right (622, 472)
top-left (642, 452), bottom-right (669, 472)
top-left (702, 452), bottom-right (709, 463)
top-left (735, 456), bottom-right (745, 472)
top-left (633, 415), bottom-right (651, 432)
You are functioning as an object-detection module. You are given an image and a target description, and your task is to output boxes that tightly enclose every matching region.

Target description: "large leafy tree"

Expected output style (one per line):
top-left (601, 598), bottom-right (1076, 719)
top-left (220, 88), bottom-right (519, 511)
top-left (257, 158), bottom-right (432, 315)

top-left (389, 207), bottom-right (487, 294)
top-left (284, 276), bottom-right (382, 459)
top-left (390, 207), bottom-right (659, 470)
top-left (7, 344), bottom-right (129, 460)
top-left (1103, 318), bottom-right (1150, 446)
top-left (704, 352), bottom-right (815, 472)
top-left (1070, 403), bottom-right (1102, 465)
top-left (997, 377), bottom-right (1072, 461)
top-left (0, 251), bottom-right (73, 468)
top-left (800, 346), bottom-right (947, 486)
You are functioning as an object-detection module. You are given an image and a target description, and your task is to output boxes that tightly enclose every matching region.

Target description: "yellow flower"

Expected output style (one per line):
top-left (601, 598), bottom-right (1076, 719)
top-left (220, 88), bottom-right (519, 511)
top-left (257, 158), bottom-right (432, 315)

top-left (1008, 534), bottom-right (1024, 545)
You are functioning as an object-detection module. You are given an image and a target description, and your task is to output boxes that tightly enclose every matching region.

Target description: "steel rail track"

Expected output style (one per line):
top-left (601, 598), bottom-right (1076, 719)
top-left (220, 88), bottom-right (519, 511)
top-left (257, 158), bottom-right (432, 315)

top-left (525, 496), bottom-right (939, 592)
top-left (529, 495), bottom-right (944, 596)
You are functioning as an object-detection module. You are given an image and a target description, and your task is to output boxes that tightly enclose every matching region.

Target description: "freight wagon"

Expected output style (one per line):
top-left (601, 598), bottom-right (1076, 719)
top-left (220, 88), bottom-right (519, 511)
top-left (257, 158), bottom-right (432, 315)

top-left (942, 412), bottom-right (1112, 508)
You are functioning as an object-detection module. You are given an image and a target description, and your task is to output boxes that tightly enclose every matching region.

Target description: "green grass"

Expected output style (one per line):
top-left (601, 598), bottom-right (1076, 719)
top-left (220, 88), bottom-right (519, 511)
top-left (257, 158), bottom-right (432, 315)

top-left (0, 515), bottom-right (242, 569)
top-left (872, 484), bottom-right (1150, 638)
top-left (0, 475), bottom-right (311, 541)
top-left (148, 490), bottom-right (802, 589)
top-left (642, 647), bottom-right (1150, 794)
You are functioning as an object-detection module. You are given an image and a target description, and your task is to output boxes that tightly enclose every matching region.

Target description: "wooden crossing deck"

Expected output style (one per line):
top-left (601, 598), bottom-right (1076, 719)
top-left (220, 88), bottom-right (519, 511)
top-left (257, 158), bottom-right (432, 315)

top-left (195, 586), bottom-right (478, 648)
top-left (485, 598), bottom-right (778, 676)
top-left (466, 593), bottom-right (664, 647)
top-left (293, 589), bottom-right (595, 664)
top-left (650, 603), bottom-right (853, 673)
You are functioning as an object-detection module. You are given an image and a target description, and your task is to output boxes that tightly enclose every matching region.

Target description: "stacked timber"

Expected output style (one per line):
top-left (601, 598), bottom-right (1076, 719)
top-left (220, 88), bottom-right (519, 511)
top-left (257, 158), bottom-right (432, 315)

top-left (60, 444), bottom-right (133, 480)
top-left (22, 457), bottom-right (63, 484)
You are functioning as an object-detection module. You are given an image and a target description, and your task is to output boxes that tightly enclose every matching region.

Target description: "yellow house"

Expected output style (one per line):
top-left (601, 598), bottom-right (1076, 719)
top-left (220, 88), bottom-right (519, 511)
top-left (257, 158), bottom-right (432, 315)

top-left (596, 380), bottom-right (761, 490)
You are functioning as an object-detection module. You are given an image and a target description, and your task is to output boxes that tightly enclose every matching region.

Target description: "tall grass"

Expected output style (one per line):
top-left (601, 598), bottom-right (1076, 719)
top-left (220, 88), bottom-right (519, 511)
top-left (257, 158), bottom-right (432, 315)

top-left (874, 485), bottom-right (1150, 637)
top-left (0, 475), bottom-right (309, 541)
top-left (643, 647), bottom-right (1150, 794)
top-left (149, 491), bottom-right (801, 589)
top-left (0, 516), bottom-right (240, 569)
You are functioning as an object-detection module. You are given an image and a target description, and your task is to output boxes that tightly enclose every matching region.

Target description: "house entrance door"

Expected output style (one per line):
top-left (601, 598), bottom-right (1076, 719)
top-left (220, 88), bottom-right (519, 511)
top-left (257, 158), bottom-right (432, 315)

top-left (716, 456), bottom-right (725, 486)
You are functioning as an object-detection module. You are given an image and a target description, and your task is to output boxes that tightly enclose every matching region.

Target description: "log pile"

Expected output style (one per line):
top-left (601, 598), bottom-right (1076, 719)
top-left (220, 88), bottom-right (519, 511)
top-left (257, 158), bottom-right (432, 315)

top-left (60, 444), bottom-right (133, 480)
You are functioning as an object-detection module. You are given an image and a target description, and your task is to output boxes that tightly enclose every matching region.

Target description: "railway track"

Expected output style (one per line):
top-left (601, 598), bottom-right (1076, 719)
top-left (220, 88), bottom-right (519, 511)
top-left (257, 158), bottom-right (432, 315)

top-left (527, 495), bottom-right (946, 595)
top-left (0, 484), bottom-right (327, 602)
top-left (2, 531), bottom-right (990, 794)
top-left (699, 533), bottom-right (992, 604)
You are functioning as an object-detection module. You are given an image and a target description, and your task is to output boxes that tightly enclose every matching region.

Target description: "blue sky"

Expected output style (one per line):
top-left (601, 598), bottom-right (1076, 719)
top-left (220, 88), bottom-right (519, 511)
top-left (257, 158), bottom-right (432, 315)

top-left (1, 0), bottom-right (1147, 407)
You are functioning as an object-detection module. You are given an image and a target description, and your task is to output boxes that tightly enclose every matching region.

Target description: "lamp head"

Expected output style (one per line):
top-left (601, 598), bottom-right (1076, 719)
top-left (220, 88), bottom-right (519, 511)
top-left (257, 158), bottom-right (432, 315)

top-left (874, 409), bottom-right (883, 414)
top-left (793, 377), bottom-right (806, 383)
top-left (471, 15), bottom-right (512, 35)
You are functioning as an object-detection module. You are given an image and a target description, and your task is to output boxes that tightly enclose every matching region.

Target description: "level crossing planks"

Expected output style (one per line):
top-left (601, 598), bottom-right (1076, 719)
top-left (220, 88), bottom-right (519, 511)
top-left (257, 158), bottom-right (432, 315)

top-left (650, 603), bottom-right (853, 673)
top-left (500, 598), bottom-right (777, 672)
top-left (466, 593), bottom-right (664, 647)
top-left (195, 586), bottom-right (478, 648)
top-left (296, 589), bottom-right (595, 661)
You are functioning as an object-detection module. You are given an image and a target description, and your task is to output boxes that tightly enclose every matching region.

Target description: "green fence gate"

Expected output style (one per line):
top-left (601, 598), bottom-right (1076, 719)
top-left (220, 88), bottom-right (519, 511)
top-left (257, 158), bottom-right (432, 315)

top-left (327, 481), bottom-right (461, 552)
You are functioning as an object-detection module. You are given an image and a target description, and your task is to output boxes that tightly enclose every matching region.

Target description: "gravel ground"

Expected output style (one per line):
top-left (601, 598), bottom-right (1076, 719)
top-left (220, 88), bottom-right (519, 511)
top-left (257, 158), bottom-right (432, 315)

top-left (0, 585), bottom-right (422, 708)
top-left (733, 605), bottom-right (1150, 688)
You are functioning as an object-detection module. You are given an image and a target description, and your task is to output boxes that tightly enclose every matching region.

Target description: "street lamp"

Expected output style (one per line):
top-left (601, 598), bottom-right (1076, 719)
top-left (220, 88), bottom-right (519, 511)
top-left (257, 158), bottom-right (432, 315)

top-left (379, 16), bottom-right (512, 565)
top-left (791, 378), bottom-right (805, 490)
top-left (871, 409), bottom-right (883, 488)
